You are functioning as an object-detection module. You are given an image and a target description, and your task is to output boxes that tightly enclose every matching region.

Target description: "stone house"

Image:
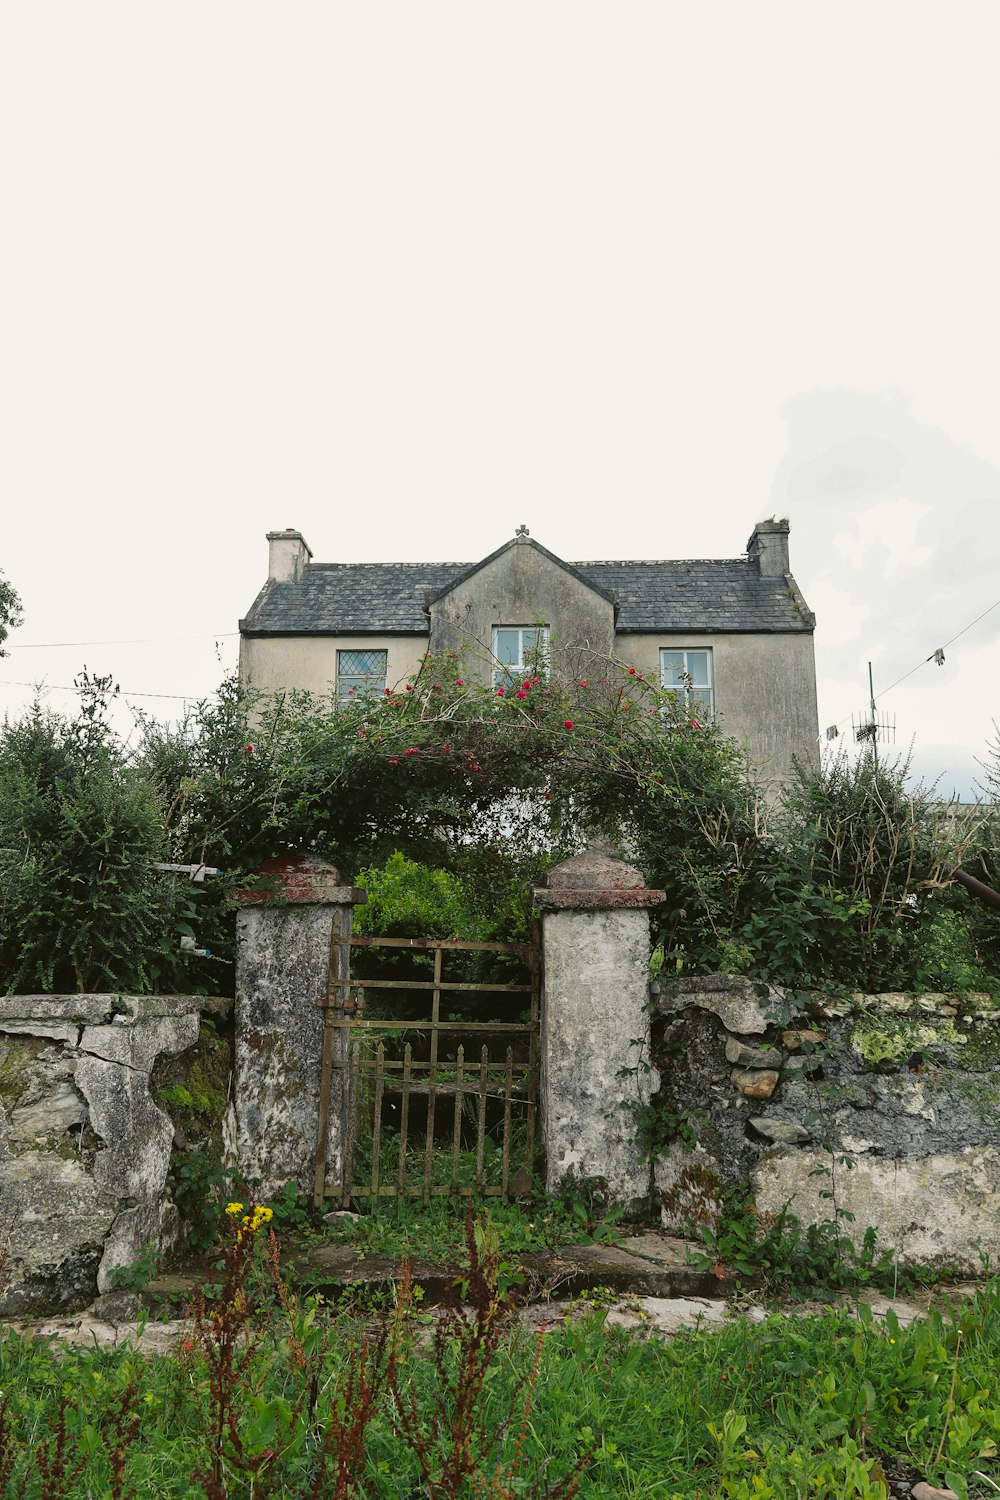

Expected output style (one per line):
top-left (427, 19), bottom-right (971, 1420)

top-left (239, 520), bottom-right (819, 786)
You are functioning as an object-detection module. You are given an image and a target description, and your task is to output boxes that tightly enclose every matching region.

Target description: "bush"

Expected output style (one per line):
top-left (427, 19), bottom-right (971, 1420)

top-left (4, 651), bottom-right (995, 1000)
top-left (740, 750), bottom-right (984, 993)
top-left (0, 682), bottom-right (190, 993)
top-left (355, 852), bottom-right (480, 940)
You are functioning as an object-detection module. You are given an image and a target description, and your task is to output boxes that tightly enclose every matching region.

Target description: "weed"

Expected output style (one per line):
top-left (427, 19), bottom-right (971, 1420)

top-left (2, 1206), bottom-right (1000, 1497)
top-left (328, 1192), bottom-right (621, 1264)
top-left (108, 1241), bottom-right (162, 1296)
top-left (387, 1208), bottom-right (590, 1498)
top-left (685, 1188), bottom-right (903, 1293)
top-left (172, 1146), bottom-right (231, 1252)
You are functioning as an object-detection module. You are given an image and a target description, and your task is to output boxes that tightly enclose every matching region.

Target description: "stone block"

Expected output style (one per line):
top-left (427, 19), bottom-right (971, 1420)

top-left (725, 1038), bottom-right (784, 1069)
top-left (752, 1145), bottom-right (1000, 1273)
top-left (731, 1068), bottom-right (779, 1099)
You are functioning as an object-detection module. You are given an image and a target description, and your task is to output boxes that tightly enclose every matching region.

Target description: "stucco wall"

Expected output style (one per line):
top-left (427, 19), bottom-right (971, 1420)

top-left (616, 630), bottom-right (819, 786)
top-left (428, 541), bottom-right (615, 676)
top-left (239, 634), bottom-right (428, 697)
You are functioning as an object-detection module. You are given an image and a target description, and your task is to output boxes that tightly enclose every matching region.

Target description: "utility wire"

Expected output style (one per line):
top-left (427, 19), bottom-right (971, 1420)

top-left (874, 595), bottom-right (1000, 701)
top-left (0, 678), bottom-right (207, 702)
top-left (9, 632), bottom-right (239, 649)
top-left (821, 590), bottom-right (1000, 741)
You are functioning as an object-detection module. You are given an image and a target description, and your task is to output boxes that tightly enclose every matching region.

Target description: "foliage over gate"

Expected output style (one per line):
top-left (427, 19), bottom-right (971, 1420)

top-left (2, 644), bottom-right (999, 996)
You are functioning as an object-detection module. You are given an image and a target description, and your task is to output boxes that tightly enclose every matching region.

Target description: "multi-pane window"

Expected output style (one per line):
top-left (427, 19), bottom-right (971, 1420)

top-left (660, 648), bottom-right (713, 714)
top-left (492, 626), bottom-right (549, 688)
top-left (337, 648), bottom-right (388, 700)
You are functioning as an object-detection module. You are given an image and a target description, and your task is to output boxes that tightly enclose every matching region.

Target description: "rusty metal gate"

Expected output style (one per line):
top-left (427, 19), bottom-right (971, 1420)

top-left (313, 927), bottom-right (541, 1207)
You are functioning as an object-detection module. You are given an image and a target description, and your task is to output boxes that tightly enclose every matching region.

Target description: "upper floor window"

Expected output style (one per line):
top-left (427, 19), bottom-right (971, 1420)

top-left (337, 648), bottom-right (387, 701)
top-left (660, 648), bottom-right (713, 714)
top-left (492, 626), bottom-right (549, 688)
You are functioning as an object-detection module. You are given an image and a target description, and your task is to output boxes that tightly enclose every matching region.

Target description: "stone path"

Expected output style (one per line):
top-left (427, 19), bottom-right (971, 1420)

top-left (1, 1227), bottom-right (981, 1358)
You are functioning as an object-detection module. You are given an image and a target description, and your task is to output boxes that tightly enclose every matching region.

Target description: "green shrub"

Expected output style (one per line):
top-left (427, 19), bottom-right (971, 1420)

top-left (740, 750), bottom-right (983, 994)
top-left (0, 682), bottom-right (191, 994)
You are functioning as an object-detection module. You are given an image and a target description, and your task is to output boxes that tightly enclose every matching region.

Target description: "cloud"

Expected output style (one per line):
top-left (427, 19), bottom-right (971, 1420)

top-left (771, 389), bottom-right (1000, 787)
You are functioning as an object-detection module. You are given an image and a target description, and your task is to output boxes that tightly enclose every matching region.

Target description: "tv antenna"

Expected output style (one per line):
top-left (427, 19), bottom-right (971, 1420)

top-left (852, 661), bottom-right (895, 764)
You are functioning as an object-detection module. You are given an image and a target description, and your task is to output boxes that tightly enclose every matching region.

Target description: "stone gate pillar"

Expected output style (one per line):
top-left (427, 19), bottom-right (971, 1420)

top-left (533, 851), bottom-right (664, 1204)
top-left (232, 855), bottom-right (366, 1198)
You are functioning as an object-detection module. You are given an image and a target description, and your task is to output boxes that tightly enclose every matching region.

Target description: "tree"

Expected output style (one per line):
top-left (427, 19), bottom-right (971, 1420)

top-left (0, 570), bottom-right (22, 656)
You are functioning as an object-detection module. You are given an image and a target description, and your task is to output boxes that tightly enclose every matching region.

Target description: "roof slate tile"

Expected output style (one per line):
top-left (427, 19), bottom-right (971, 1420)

top-left (240, 557), bottom-right (814, 636)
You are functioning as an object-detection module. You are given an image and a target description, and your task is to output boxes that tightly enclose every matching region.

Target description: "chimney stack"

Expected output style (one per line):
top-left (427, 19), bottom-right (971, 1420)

top-left (267, 528), bottom-right (312, 584)
top-left (747, 518), bottom-right (790, 577)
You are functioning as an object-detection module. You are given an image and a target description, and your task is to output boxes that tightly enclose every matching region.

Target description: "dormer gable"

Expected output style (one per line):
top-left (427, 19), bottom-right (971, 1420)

top-left (427, 528), bottom-right (617, 667)
top-left (425, 529), bottom-right (618, 613)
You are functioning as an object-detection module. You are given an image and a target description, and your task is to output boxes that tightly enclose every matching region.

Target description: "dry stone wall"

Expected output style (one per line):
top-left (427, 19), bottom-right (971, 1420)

top-left (651, 976), bottom-right (1000, 1272)
top-left (0, 996), bottom-right (224, 1315)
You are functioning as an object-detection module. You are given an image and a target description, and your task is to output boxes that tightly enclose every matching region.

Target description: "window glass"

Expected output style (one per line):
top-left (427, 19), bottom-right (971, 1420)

top-left (337, 648), bottom-right (388, 700)
top-left (492, 626), bottom-right (549, 686)
top-left (494, 630), bottom-right (521, 666)
top-left (659, 647), bottom-right (713, 713)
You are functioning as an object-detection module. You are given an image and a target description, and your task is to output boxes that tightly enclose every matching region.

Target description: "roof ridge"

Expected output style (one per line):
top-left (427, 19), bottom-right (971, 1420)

top-left (302, 557), bottom-right (753, 571)
top-left (577, 557), bottom-right (749, 567)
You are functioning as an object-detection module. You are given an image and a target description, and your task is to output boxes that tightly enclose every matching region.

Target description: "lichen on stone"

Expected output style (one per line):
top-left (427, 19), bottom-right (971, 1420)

top-left (850, 1014), bottom-right (967, 1065)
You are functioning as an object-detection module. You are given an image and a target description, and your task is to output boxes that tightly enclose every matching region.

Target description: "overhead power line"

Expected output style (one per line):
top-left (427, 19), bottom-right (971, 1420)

top-left (822, 589), bottom-right (1000, 742)
top-left (0, 678), bottom-right (209, 702)
top-left (9, 632), bottom-right (239, 649)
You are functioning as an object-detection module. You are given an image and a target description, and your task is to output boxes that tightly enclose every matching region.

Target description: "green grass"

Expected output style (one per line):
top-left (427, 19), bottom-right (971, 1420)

top-left (321, 1190), bottom-right (621, 1263)
top-left (2, 1275), bottom-right (1000, 1496)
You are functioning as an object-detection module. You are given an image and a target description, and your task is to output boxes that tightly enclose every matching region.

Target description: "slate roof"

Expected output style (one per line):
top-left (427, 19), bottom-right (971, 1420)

top-left (582, 560), bottom-right (814, 633)
top-left (240, 557), bottom-right (814, 637)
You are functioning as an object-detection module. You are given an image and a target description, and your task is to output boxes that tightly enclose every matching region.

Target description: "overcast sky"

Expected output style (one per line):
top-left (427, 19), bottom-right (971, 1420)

top-left (2, 3), bottom-right (998, 798)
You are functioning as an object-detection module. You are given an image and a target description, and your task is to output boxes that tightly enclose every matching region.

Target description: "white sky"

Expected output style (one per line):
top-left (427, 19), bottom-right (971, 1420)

top-left (2, 3), bottom-right (998, 798)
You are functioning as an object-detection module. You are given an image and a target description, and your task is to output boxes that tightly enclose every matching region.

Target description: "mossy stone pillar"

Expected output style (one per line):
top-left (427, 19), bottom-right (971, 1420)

top-left (233, 856), bottom-right (367, 1199)
top-left (534, 852), bottom-right (664, 1205)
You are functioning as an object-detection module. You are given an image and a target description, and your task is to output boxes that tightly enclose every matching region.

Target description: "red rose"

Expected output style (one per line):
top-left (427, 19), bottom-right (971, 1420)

top-left (244, 744), bottom-right (253, 753)
top-left (496, 686), bottom-right (505, 696)
top-left (564, 720), bottom-right (573, 730)
top-left (516, 690), bottom-right (527, 699)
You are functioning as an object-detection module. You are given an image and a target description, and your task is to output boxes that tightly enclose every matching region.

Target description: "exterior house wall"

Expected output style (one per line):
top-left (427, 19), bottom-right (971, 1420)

top-left (238, 525), bottom-right (820, 788)
top-left (616, 630), bottom-right (819, 785)
top-left (240, 634), bottom-right (429, 697)
top-left (428, 539), bottom-right (615, 677)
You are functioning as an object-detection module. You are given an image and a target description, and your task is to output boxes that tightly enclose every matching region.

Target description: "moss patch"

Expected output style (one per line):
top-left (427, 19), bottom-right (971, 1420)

top-left (151, 1018), bottom-right (231, 1147)
top-left (955, 1021), bottom-right (1000, 1071)
top-left (0, 1036), bottom-right (47, 1110)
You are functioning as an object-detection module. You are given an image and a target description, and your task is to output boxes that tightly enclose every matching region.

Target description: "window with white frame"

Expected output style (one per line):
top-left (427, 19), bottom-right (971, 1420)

top-left (337, 648), bottom-right (388, 700)
top-left (660, 648), bottom-right (713, 714)
top-left (492, 626), bottom-right (549, 688)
